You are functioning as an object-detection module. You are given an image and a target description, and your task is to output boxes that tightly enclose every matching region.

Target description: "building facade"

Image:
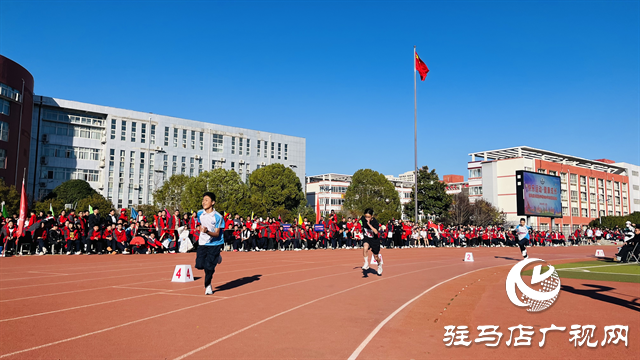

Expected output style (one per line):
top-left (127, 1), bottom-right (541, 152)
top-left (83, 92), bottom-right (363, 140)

top-left (0, 55), bottom-right (34, 188)
top-left (468, 146), bottom-right (633, 232)
top-left (29, 96), bottom-right (306, 208)
top-left (306, 173), bottom-right (414, 219)
top-left (612, 162), bottom-right (640, 213)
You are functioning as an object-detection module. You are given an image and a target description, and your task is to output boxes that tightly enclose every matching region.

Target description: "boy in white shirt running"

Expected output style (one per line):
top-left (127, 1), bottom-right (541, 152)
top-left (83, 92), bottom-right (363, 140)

top-left (514, 218), bottom-right (531, 259)
top-left (195, 192), bottom-right (225, 295)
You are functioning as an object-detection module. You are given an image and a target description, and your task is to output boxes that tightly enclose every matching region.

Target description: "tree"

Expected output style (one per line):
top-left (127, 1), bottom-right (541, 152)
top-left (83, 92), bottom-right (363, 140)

top-left (153, 174), bottom-right (189, 211)
top-left (343, 169), bottom-right (401, 224)
top-left (248, 164), bottom-right (305, 218)
top-left (445, 192), bottom-right (474, 226)
top-left (588, 212), bottom-right (640, 229)
top-left (403, 166), bottom-right (452, 222)
top-left (45, 179), bottom-right (98, 205)
top-left (181, 169), bottom-right (249, 215)
top-left (472, 199), bottom-right (505, 227)
top-left (0, 179), bottom-right (20, 216)
top-left (77, 193), bottom-right (115, 214)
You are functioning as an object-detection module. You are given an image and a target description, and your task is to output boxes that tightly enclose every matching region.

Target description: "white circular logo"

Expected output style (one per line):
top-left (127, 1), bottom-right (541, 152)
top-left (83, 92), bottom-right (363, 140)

top-left (505, 258), bottom-right (561, 312)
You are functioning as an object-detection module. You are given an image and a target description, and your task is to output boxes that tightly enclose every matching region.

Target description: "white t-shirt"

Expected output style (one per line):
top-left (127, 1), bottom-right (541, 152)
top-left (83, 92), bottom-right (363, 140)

top-left (197, 209), bottom-right (224, 246)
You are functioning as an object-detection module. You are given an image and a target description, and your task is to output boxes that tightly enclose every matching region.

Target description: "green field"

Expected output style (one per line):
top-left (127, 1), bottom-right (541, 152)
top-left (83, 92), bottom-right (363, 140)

top-left (522, 260), bottom-right (640, 283)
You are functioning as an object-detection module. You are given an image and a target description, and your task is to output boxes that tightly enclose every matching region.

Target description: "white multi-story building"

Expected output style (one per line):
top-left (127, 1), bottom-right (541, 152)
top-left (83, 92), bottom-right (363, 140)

top-left (467, 146), bottom-right (632, 232)
top-left (28, 96), bottom-right (306, 209)
top-left (613, 162), bottom-right (640, 213)
top-left (306, 173), bottom-right (414, 219)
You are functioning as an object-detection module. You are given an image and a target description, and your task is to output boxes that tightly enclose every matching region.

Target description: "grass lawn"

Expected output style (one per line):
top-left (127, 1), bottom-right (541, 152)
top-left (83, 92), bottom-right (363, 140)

top-left (522, 260), bottom-right (640, 283)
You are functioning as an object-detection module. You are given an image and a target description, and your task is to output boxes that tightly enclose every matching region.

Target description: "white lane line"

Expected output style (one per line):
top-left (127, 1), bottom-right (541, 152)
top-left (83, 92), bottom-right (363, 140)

top-left (112, 286), bottom-right (171, 291)
top-left (347, 264), bottom-right (512, 360)
top-left (159, 293), bottom-right (228, 298)
top-left (171, 263), bottom-right (463, 360)
top-left (27, 271), bottom-right (69, 276)
top-left (554, 263), bottom-right (629, 271)
top-left (558, 270), bottom-right (639, 276)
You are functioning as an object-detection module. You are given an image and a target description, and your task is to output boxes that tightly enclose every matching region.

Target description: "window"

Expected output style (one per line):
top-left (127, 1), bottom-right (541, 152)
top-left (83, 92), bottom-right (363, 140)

top-left (469, 186), bottom-right (483, 196)
top-left (0, 84), bottom-right (20, 101)
top-left (589, 178), bottom-right (595, 187)
top-left (140, 123), bottom-right (146, 143)
top-left (570, 190), bottom-right (578, 201)
top-left (598, 179), bottom-right (604, 188)
top-left (580, 192), bottom-right (586, 202)
top-left (231, 162), bottom-right (235, 171)
top-left (590, 209), bottom-right (597, 218)
top-left (163, 154), bottom-right (168, 172)
top-left (570, 174), bottom-right (577, 184)
top-left (271, 142), bottom-right (275, 159)
top-left (182, 129), bottom-right (187, 148)
top-left (190, 130), bottom-right (195, 150)
top-left (0, 148), bottom-right (5, 169)
top-left (173, 128), bottom-right (178, 147)
top-left (131, 122), bottom-right (137, 142)
top-left (245, 139), bottom-right (250, 156)
top-left (562, 207), bottom-right (568, 216)
top-left (284, 144), bottom-right (288, 160)
top-left (199, 132), bottom-right (204, 150)
top-left (238, 138), bottom-right (243, 155)
top-left (257, 140), bottom-right (261, 157)
top-left (615, 182), bottom-right (620, 190)
top-left (632, 171), bottom-right (639, 177)
top-left (469, 168), bottom-right (482, 178)
top-left (278, 143), bottom-right (281, 159)
top-left (560, 173), bottom-right (567, 183)
top-left (264, 141), bottom-right (268, 158)
top-left (231, 137), bottom-right (236, 154)
top-left (537, 169), bottom-right (546, 174)
top-left (212, 134), bottom-right (223, 152)
top-left (590, 193), bottom-right (596, 203)
top-left (150, 125), bottom-right (156, 145)
top-left (549, 170), bottom-right (557, 176)
top-left (0, 121), bottom-right (8, 142)
top-left (110, 119), bottom-right (116, 139)
top-left (172, 155), bottom-right (177, 175)
top-left (121, 121), bottom-right (127, 141)
top-left (634, 185), bottom-right (639, 191)
top-left (561, 190), bottom-right (567, 201)
top-left (0, 99), bottom-right (10, 116)
top-left (164, 127), bottom-right (169, 146)
top-left (580, 176), bottom-right (586, 185)
top-left (581, 208), bottom-right (588, 217)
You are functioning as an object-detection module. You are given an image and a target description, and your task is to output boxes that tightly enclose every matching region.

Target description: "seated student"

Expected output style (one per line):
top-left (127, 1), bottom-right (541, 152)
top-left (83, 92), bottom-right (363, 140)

top-left (64, 222), bottom-right (82, 255)
top-left (616, 224), bottom-right (639, 262)
top-left (147, 232), bottom-right (165, 254)
top-left (113, 223), bottom-right (130, 254)
top-left (240, 224), bottom-right (252, 252)
top-left (305, 225), bottom-right (317, 249)
top-left (88, 225), bottom-right (104, 254)
top-left (232, 225), bottom-right (242, 252)
top-left (35, 222), bottom-right (48, 255)
top-left (103, 224), bottom-right (114, 253)
top-left (276, 225), bottom-right (290, 251)
top-left (47, 223), bottom-right (64, 254)
top-left (1, 219), bottom-right (17, 256)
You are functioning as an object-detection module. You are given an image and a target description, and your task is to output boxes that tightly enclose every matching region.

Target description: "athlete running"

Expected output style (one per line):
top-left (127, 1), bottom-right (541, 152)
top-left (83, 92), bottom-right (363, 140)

top-left (361, 209), bottom-right (383, 275)
top-left (513, 218), bottom-right (531, 259)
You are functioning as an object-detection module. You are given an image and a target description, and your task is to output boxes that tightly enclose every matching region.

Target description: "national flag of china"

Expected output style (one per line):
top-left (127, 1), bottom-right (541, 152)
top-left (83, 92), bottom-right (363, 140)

top-left (415, 52), bottom-right (429, 81)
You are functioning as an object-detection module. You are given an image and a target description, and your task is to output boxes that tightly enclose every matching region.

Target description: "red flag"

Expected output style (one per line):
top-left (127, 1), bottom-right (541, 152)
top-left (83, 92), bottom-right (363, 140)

top-left (415, 51), bottom-right (429, 81)
top-left (15, 179), bottom-right (28, 241)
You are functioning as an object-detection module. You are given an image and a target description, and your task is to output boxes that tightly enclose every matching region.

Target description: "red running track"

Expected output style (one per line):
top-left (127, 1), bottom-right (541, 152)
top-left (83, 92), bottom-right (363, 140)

top-left (0, 246), bottom-right (634, 359)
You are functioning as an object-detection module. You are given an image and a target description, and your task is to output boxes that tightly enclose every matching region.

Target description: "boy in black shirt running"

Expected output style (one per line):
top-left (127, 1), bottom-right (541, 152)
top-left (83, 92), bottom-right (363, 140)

top-left (361, 209), bottom-right (383, 275)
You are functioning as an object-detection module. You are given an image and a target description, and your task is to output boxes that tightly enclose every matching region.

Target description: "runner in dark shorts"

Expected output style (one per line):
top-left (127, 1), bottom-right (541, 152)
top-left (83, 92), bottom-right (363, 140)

top-left (361, 208), bottom-right (383, 275)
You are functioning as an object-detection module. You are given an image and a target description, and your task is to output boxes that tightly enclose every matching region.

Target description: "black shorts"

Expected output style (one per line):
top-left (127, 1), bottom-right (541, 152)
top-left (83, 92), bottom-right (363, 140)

top-left (364, 238), bottom-right (381, 255)
top-left (195, 244), bottom-right (222, 272)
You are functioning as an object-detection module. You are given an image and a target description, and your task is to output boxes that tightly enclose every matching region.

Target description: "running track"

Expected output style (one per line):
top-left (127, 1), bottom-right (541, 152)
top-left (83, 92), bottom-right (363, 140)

top-left (0, 246), bottom-right (636, 359)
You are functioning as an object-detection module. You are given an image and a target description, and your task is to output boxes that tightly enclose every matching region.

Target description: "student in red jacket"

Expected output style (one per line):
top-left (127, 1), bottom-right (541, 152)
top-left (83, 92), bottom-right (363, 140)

top-left (113, 223), bottom-right (130, 254)
top-left (88, 225), bottom-right (104, 254)
top-left (64, 223), bottom-right (81, 255)
top-left (268, 218), bottom-right (278, 250)
top-left (276, 225), bottom-right (291, 251)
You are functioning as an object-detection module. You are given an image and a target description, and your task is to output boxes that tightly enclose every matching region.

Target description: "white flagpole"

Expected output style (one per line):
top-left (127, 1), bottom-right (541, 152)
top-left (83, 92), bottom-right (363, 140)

top-left (414, 46), bottom-right (419, 224)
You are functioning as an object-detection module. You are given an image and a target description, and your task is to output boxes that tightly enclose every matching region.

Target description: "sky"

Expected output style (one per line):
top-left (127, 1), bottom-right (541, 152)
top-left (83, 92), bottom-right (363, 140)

top-left (1, 0), bottom-right (639, 179)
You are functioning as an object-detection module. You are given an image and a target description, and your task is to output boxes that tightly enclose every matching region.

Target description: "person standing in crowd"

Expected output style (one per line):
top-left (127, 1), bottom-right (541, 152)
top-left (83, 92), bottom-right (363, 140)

top-left (361, 208), bottom-right (383, 275)
top-left (195, 192), bottom-right (225, 295)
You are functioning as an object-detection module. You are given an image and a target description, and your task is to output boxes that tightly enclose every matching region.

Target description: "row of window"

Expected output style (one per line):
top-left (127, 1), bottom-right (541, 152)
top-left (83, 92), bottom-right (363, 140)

top-left (0, 148), bottom-right (5, 169)
top-left (0, 99), bottom-right (9, 116)
top-left (110, 119), bottom-right (157, 145)
top-left (42, 121), bottom-right (103, 140)
top-left (0, 83), bottom-right (20, 101)
top-left (43, 109), bottom-right (105, 127)
top-left (40, 167), bottom-right (101, 182)
top-left (42, 145), bottom-right (102, 161)
top-left (318, 185), bottom-right (348, 193)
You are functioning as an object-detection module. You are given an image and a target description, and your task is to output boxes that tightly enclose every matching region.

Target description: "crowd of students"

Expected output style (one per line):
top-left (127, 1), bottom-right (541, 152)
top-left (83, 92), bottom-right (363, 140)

top-left (0, 208), bottom-right (636, 258)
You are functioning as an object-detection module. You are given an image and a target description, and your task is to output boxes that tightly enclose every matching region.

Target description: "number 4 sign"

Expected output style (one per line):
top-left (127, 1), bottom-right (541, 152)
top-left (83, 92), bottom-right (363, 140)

top-left (171, 265), bottom-right (194, 283)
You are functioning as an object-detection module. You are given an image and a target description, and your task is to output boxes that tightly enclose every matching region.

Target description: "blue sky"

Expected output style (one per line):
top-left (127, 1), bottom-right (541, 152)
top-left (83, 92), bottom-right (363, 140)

top-left (1, 1), bottom-right (638, 179)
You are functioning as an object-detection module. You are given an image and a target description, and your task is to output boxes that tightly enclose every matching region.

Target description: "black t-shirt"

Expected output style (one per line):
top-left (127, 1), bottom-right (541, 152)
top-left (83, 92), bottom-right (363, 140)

top-left (360, 216), bottom-right (380, 239)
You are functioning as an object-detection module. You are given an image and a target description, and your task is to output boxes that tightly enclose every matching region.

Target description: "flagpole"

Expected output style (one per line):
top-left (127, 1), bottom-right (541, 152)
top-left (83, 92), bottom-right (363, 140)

top-left (413, 46), bottom-right (419, 224)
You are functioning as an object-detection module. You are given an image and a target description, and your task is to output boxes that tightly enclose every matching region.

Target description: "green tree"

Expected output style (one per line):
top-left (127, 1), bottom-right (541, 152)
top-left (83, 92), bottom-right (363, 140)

top-left (248, 164), bottom-right (305, 217)
top-left (403, 166), bottom-right (452, 222)
top-left (77, 193), bottom-right (115, 213)
top-left (33, 199), bottom-right (65, 217)
top-left (181, 169), bottom-right (249, 215)
top-left (153, 174), bottom-right (189, 211)
top-left (0, 179), bottom-right (20, 216)
top-left (45, 179), bottom-right (98, 205)
top-left (343, 169), bottom-right (401, 224)
top-left (588, 212), bottom-right (640, 229)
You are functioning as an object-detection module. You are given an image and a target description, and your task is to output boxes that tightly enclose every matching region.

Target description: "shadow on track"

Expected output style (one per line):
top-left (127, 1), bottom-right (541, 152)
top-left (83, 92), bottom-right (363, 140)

top-left (562, 284), bottom-right (640, 313)
top-left (214, 275), bottom-right (262, 293)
